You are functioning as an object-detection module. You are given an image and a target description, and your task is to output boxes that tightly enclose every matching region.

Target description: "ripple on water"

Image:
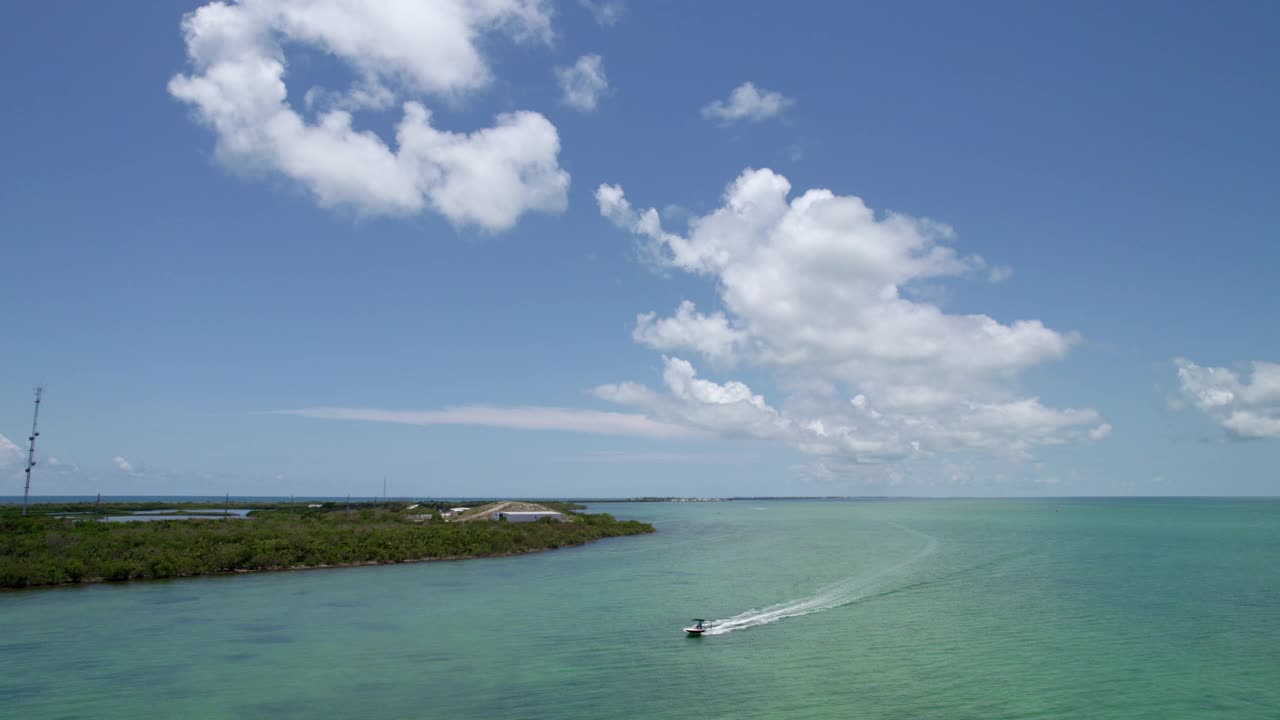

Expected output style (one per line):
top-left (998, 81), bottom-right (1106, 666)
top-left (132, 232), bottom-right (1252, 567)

top-left (234, 622), bottom-right (288, 633)
top-left (401, 649), bottom-right (454, 664)
top-left (233, 621), bottom-right (295, 645)
top-left (174, 615), bottom-right (215, 624)
top-left (236, 698), bottom-right (335, 720)
top-left (318, 599), bottom-right (369, 608)
top-left (4, 499), bottom-right (1278, 720)
top-left (239, 633), bottom-right (295, 645)
top-left (141, 593), bottom-right (200, 605)
top-left (0, 641), bottom-right (47, 654)
top-left (0, 681), bottom-right (51, 704)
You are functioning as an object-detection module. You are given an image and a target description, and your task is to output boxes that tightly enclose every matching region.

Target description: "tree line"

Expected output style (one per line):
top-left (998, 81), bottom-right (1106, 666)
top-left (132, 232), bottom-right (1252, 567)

top-left (0, 503), bottom-right (651, 588)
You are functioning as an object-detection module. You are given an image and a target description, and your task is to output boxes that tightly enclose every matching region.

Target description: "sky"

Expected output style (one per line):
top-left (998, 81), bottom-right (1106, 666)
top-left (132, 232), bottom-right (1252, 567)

top-left (1, 1), bottom-right (1278, 498)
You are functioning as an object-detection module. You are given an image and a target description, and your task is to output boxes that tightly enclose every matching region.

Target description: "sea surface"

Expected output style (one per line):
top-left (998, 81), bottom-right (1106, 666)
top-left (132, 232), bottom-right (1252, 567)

top-left (2, 498), bottom-right (1278, 719)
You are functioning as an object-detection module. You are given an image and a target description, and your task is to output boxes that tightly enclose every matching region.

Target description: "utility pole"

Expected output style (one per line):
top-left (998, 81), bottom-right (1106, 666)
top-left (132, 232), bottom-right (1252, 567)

top-left (22, 387), bottom-right (44, 516)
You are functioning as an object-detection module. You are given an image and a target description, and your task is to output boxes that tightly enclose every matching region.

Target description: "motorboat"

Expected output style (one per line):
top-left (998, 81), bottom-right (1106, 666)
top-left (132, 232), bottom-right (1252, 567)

top-left (684, 619), bottom-right (710, 636)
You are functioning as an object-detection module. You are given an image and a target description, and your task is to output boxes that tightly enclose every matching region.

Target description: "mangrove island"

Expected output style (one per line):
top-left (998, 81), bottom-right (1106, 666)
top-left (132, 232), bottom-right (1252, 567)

top-left (0, 500), bottom-right (654, 589)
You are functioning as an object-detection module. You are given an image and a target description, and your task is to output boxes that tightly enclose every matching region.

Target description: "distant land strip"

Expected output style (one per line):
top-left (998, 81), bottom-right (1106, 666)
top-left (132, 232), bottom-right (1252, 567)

top-left (0, 501), bottom-right (654, 589)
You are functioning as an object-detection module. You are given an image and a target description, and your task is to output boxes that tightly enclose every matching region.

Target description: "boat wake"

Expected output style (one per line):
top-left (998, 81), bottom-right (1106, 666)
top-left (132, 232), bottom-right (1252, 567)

top-left (703, 524), bottom-right (939, 636)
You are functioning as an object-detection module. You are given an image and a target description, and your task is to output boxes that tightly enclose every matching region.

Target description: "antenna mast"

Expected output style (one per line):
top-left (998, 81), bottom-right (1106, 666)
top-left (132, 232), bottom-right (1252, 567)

top-left (22, 387), bottom-right (44, 516)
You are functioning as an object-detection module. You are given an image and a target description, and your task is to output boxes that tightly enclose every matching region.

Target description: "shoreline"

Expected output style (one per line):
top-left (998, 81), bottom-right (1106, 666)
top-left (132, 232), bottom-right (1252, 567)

top-left (0, 501), bottom-right (655, 590)
top-left (0, 532), bottom-right (642, 592)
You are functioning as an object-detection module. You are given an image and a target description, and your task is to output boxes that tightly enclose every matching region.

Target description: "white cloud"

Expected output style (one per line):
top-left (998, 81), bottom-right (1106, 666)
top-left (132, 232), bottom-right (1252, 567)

top-left (702, 82), bottom-right (794, 124)
top-left (113, 456), bottom-right (141, 476)
top-left (0, 443), bottom-right (81, 490)
top-left (599, 169), bottom-right (1074, 382)
top-left (579, 0), bottom-right (624, 26)
top-left (633, 300), bottom-right (745, 366)
top-left (556, 54), bottom-right (609, 112)
top-left (44, 457), bottom-right (83, 475)
top-left (595, 357), bottom-right (789, 441)
top-left (0, 434), bottom-right (22, 467)
top-left (169, 0), bottom-right (569, 231)
top-left (595, 182), bottom-right (636, 227)
top-left (572, 450), bottom-right (750, 464)
top-left (988, 265), bottom-right (1014, 283)
top-left (1174, 358), bottom-right (1280, 439)
top-left (272, 405), bottom-right (696, 439)
top-left (594, 169), bottom-right (1107, 470)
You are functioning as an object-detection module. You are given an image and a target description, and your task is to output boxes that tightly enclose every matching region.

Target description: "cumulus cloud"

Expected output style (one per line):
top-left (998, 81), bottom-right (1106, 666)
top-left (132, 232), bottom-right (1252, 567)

top-left (272, 405), bottom-right (696, 439)
top-left (579, 0), bottom-right (624, 26)
top-left (702, 82), bottom-right (794, 124)
top-left (556, 54), bottom-right (609, 112)
top-left (113, 456), bottom-right (142, 476)
top-left (594, 169), bottom-right (1107, 470)
top-left (169, 0), bottom-right (569, 231)
top-left (0, 434), bottom-right (22, 467)
top-left (594, 357), bottom-right (790, 441)
top-left (1174, 358), bottom-right (1280, 439)
top-left (633, 301), bottom-right (745, 366)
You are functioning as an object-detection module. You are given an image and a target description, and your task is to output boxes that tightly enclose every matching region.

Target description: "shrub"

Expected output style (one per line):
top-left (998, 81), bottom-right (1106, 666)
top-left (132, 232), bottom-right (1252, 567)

top-left (0, 502), bottom-right (654, 588)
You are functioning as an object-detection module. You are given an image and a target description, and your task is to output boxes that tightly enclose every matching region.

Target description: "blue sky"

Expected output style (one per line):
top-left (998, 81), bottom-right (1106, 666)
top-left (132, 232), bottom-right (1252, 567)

top-left (2, 1), bottom-right (1278, 498)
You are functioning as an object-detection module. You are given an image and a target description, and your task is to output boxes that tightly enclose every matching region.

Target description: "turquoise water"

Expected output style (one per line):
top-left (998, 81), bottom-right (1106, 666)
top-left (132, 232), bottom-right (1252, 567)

top-left (2, 499), bottom-right (1278, 718)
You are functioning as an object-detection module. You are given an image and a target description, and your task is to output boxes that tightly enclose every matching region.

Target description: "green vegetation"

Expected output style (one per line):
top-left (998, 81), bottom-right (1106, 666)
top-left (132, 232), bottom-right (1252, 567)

top-left (0, 499), bottom-right (524, 519)
top-left (1, 501), bottom-right (273, 517)
top-left (0, 502), bottom-right (652, 589)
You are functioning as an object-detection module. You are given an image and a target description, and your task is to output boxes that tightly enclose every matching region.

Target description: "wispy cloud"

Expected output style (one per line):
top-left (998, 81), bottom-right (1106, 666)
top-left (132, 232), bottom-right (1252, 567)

top-left (702, 82), bottom-right (794, 124)
top-left (569, 450), bottom-right (754, 464)
top-left (271, 406), bottom-right (697, 439)
top-left (556, 54), bottom-right (609, 112)
top-left (987, 265), bottom-right (1015, 283)
top-left (113, 455), bottom-right (144, 477)
top-left (579, 0), bottom-right (624, 26)
top-left (45, 457), bottom-right (82, 474)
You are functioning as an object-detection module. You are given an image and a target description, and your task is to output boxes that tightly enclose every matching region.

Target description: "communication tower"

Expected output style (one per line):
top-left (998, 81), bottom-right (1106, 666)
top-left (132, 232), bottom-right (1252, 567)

top-left (22, 387), bottom-right (43, 516)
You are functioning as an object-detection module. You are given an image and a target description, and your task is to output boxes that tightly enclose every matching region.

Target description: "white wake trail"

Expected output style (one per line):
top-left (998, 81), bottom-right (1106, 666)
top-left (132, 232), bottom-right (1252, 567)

top-left (703, 524), bottom-right (939, 636)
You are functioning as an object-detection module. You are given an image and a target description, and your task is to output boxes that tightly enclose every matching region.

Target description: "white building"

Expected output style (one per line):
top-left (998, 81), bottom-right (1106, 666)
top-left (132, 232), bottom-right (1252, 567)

top-left (493, 511), bottom-right (562, 523)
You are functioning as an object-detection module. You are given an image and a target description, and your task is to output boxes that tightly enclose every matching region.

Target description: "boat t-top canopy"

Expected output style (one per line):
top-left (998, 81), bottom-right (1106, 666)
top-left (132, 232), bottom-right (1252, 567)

top-left (684, 618), bottom-right (711, 636)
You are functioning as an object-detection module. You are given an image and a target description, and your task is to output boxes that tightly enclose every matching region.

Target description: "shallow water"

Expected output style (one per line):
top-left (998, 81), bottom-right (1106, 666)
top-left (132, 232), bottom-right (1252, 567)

top-left (2, 499), bottom-right (1277, 719)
